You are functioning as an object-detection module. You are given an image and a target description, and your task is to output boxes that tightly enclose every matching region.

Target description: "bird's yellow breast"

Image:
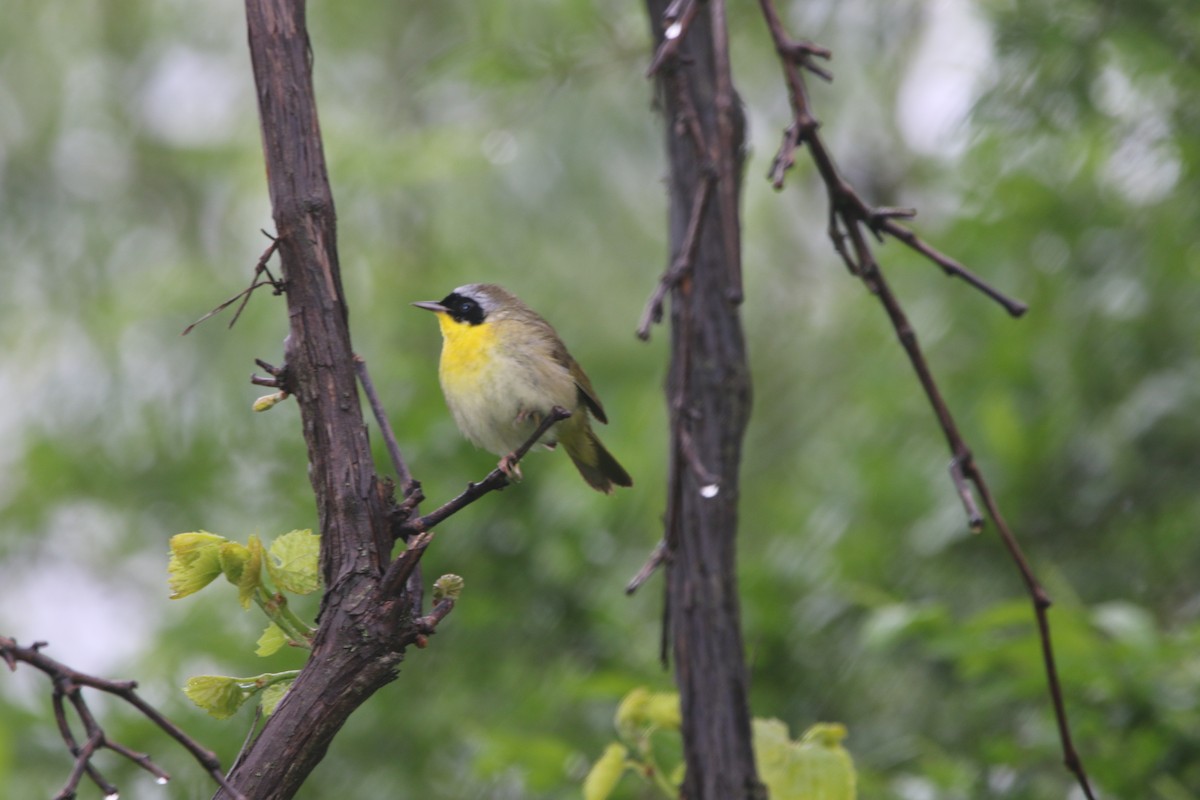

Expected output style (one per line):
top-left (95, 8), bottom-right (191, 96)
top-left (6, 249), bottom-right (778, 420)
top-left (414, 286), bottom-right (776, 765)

top-left (432, 311), bottom-right (578, 455)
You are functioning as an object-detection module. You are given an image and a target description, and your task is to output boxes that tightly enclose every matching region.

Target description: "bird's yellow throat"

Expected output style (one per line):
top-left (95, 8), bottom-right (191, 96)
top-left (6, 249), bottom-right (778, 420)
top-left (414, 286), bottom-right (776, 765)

top-left (436, 312), bottom-right (497, 384)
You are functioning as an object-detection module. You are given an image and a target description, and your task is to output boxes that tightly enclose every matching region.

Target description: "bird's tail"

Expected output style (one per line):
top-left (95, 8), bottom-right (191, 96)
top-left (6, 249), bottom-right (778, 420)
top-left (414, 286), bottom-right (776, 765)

top-left (564, 427), bottom-right (633, 494)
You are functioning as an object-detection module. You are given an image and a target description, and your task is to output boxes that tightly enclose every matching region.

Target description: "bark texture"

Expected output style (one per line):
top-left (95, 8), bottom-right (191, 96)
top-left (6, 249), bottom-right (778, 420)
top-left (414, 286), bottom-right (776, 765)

top-left (216, 2), bottom-right (423, 796)
top-left (645, 2), bottom-right (765, 798)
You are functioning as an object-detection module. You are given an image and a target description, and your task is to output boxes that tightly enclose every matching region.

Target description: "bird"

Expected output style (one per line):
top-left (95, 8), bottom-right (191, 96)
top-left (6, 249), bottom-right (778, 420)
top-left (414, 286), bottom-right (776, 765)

top-left (413, 283), bottom-right (633, 493)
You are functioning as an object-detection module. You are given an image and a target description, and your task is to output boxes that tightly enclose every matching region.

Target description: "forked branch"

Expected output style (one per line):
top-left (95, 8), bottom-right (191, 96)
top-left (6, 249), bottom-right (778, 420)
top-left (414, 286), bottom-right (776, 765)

top-left (0, 636), bottom-right (244, 800)
top-left (756, 1), bottom-right (1094, 796)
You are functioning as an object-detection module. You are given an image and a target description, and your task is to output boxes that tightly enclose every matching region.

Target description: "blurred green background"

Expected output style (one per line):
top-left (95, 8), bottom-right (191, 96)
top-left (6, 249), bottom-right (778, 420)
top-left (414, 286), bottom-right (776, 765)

top-left (2, 0), bottom-right (1198, 798)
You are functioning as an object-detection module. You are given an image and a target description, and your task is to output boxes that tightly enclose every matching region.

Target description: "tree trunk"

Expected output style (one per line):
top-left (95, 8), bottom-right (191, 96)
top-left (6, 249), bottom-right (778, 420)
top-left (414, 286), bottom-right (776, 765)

top-left (644, 2), bottom-right (764, 798)
top-left (216, 1), bottom-right (425, 796)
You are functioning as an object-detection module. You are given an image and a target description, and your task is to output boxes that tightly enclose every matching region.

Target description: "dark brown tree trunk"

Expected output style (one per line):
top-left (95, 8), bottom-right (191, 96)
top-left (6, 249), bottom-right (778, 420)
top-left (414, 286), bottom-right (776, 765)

top-left (644, 2), bottom-right (764, 798)
top-left (216, 1), bottom-right (426, 796)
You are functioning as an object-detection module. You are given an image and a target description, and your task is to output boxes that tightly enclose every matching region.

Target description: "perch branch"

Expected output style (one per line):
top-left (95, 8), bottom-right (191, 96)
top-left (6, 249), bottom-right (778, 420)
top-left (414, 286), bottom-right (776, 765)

top-left (399, 406), bottom-right (572, 537)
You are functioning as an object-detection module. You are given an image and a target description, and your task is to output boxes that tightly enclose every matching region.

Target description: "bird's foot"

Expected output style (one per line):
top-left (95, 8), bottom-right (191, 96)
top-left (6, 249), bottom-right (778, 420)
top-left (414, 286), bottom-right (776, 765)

top-left (498, 453), bottom-right (524, 482)
top-left (514, 408), bottom-right (542, 426)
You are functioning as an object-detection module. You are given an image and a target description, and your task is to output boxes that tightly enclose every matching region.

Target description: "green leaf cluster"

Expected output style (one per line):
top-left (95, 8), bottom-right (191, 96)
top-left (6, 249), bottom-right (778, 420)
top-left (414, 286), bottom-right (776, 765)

top-left (167, 529), bottom-right (319, 717)
top-left (584, 688), bottom-right (856, 800)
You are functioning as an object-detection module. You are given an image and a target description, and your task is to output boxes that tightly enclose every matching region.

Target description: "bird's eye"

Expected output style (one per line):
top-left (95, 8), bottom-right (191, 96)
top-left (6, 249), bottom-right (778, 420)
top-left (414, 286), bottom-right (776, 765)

top-left (440, 293), bottom-right (485, 325)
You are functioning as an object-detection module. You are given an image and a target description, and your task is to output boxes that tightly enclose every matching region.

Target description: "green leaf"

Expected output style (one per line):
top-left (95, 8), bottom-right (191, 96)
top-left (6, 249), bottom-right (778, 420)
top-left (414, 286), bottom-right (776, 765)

top-left (256, 622), bottom-right (288, 657)
top-left (615, 687), bottom-right (651, 739)
top-left (167, 532), bottom-right (227, 599)
top-left (644, 691), bottom-right (681, 731)
top-left (238, 535), bottom-right (265, 609)
top-left (218, 541), bottom-right (251, 585)
top-left (267, 529), bottom-right (321, 595)
top-left (614, 687), bottom-right (680, 738)
top-left (753, 719), bottom-right (856, 800)
top-left (583, 743), bottom-right (628, 800)
top-left (260, 678), bottom-right (294, 717)
top-left (432, 573), bottom-right (464, 602)
top-left (184, 675), bottom-right (247, 720)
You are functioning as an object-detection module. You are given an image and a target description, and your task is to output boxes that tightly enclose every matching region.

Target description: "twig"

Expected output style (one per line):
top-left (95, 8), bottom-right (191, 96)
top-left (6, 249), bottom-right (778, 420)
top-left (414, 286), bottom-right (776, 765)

top-left (354, 355), bottom-right (417, 497)
top-left (251, 358), bottom-right (291, 392)
top-left (355, 353), bottom-right (426, 608)
top-left (380, 532), bottom-right (433, 599)
top-left (948, 456), bottom-right (984, 532)
top-left (626, 539), bottom-right (668, 595)
top-left (755, 2), bottom-right (1096, 797)
top-left (678, 426), bottom-right (719, 487)
top-left (876, 218), bottom-right (1028, 317)
top-left (638, 175), bottom-right (715, 340)
top-left (646, 0), bottom-right (700, 77)
top-left (182, 233), bottom-right (283, 335)
top-left (399, 406), bottom-right (572, 537)
top-left (708, 0), bottom-right (745, 303)
top-left (416, 597), bottom-right (457, 636)
top-left (757, 0), bottom-right (1025, 316)
top-left (1, 636), bottom-right (245, 800)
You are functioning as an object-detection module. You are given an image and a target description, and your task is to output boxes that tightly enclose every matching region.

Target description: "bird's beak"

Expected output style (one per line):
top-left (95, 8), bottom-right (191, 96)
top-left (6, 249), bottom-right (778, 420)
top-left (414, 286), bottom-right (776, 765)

top-left (411, 301), bottom-right (448, 313)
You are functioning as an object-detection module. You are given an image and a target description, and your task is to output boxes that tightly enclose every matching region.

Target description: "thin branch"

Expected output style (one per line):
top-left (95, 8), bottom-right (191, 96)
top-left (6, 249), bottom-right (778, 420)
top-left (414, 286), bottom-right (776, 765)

top-left (182, 233), bottom-right (283, 335)
top-left (646, 0), bottom-right (700, 77)
top-left (250, 358), bottom-right (292, 393)
top-left (354, 355), bottom-right (417, 497)
top-left (678, 426), bottom-right (719, 487)
top-left (708, 0), bottom-right (745, 303)
top-left (755, 2), bottom-right (1096, 797)
top-left (638, 175), bottom-right (715, 340)
top-left (52, 691), bottom-right (117, 799)
top-left (380, 531), bottom-right (433, 599)
top-left (354, 353), bottom-right (426, 610)
top-left (399, 405), bottom-right (572, 537)
top-left (626, 539), bottom-right (668, 595)
top-left (758, 0), bottom-right (1025, 316)
top-left (948, 456), bottom-right (984, 533)
top-left (876, 217), bottom-right (1028, 317)
top-left (415, 597), bottom-right (457, 637)
top-left (781, 39), bottom-right (833, 82)
top-left (1, 636), bottom-right (245, 800)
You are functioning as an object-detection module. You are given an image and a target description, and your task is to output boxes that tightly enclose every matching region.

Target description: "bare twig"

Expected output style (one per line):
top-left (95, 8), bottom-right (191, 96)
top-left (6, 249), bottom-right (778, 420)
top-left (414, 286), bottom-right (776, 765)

top-left (755, 2), bottom-right (1095, 796)
top-left (876, 218), bottom-right (1028, 317)
top-left (781, 39), bottom-right (833, 82)
top-left (250, 357), bottom-right (291, 392)
top-left (182, 233), bottom-right (283, 335)
top-left (678, 426), bottom-right (719, 487)
top-left (626, 539), bottom-right (669, 595)
top-left (646, 0), bottom-right (700, 77)
top-left (638, 175), bottom-right (715, 340)
top-left (708, 0), bottom-right (744, 303)
top-left (355, 353), bottom-right (426, 610)
top-left (0, 636), bottom-right (245, 800)
top-left (948, 456), bottom-right (984, 532)
top-left (399, 406), bottom-right (572, 537)
top-left (416, 597), bottom-right (457, 637)
top-left (757, 0), bottom-right (1025, 316)
top-left (380, 531), bottom-right (433, 599)
top-left (354, 355), bottom-right (417, 497)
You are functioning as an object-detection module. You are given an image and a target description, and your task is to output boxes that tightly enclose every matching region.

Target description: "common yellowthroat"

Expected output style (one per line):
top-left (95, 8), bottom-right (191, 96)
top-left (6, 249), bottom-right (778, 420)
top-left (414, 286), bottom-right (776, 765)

top-left (413, 283), bottom-right (632, 493)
